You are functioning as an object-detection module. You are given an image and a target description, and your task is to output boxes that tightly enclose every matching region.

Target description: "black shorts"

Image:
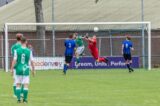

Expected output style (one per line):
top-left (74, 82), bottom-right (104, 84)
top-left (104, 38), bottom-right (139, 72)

top-left (123, 54), bottom-right (132, 61)
top-left (65, 56), bottom-right (73, 63)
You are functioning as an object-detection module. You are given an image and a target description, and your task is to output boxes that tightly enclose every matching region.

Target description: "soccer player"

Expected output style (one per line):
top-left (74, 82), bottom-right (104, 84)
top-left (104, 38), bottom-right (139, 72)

top-left (11, 33), bottom-right (23, 98)
top-left (73, 33), bottom-right (85, 68)
top-left (84, 34), bottom-right (108, 63)
top-left (11, 37), bottom-right (35, 103)
top-left (63, 34), bottom-right (76, 75)
top-left (122, 35), bottom-right (134, 73)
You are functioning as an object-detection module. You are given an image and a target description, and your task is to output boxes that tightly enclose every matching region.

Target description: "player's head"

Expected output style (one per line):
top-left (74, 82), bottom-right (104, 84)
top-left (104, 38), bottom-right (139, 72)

top-left (73, 33), bottom-right (77, 39)
top-left (16, 33), bottom-right (23, 41)
top-left (69, 34), bottom-right (73, 39)
top-left (21, 37), bottom-right (27, 45)
top-left (92, 35), bottom-right (97, 39)
top-left (126, 35), bottom-right (131, 40)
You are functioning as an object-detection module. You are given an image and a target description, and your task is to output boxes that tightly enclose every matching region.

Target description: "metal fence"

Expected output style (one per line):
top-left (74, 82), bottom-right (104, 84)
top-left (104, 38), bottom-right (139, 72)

top-left (2, 22), bottom-right (154, 71)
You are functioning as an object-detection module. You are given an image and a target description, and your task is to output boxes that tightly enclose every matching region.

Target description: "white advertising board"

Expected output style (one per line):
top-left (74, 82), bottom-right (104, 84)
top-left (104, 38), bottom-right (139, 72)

top-left (33, 57), bottom-right (64, 70)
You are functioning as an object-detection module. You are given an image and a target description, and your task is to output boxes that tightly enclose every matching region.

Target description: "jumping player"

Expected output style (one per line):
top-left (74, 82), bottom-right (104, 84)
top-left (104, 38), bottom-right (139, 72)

top-left (11, 33), bottom-right (23, 98)
top-left (122, 35), bottom-right (134, 73)
top-left (73, 33), bottom-right (85, 68)
top-left (63, 34), bottom-right (76, 75)
top-left (84, 34), bottom-right (108, 63)
top-left (11, 37), bottom-right (35, 103)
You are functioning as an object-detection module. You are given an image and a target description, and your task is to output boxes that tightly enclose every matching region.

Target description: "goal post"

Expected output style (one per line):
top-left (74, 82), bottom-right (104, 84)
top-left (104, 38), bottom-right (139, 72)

top-left (4, 22), bottom-right (151, 72)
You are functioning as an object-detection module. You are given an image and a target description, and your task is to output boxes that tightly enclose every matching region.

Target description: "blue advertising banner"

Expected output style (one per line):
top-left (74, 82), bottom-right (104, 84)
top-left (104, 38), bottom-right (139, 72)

top-left (70, 57), bottom-right (139, 69)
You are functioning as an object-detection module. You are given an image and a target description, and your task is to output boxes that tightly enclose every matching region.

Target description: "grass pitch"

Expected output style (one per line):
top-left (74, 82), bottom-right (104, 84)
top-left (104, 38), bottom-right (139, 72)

top-left (0, 69), bottom-right (160, 106)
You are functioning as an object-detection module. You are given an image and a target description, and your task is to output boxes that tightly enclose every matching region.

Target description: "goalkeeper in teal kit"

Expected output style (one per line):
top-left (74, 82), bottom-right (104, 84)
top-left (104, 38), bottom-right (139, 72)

top-left (11, 37), bottom-right (35, 103)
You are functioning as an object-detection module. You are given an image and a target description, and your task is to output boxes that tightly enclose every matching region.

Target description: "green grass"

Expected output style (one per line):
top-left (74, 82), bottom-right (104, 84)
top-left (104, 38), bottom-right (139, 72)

top-left (0, 69), bottom-right (160, 106)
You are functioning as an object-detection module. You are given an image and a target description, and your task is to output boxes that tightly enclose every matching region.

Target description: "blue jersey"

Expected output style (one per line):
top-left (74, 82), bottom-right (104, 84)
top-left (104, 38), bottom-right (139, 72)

top-left (64, 39), bottom-right (76, 56)
top-left (122, 40), bottom-right (133, 54)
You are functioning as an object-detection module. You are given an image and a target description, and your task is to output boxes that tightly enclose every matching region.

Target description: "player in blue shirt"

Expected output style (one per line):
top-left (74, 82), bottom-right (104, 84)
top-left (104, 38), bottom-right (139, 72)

top-left (63, 34), bottom-right (76, 75)
top-left (122, 35), bottom-right (134, 73)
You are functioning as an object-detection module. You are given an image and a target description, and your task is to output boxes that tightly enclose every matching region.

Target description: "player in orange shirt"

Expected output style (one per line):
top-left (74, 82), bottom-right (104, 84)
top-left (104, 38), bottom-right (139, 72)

top-left (84, 34), bottom-right (108, 63)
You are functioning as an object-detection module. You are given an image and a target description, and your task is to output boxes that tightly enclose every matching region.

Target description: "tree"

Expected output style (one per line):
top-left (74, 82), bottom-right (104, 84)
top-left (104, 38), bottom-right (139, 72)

top-left (95, 0), bottom-right (99, 3)
top-left (34, 0), bottom-right (46, 56)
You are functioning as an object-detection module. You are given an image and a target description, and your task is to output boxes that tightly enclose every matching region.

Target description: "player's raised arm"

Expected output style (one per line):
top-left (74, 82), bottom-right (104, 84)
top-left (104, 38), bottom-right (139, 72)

top-left (84, 34), bottom-right (94, 42)
top-left (80, 33), bottom-right (87, 39)
top-left (84, 33), bottom-right (89, 40)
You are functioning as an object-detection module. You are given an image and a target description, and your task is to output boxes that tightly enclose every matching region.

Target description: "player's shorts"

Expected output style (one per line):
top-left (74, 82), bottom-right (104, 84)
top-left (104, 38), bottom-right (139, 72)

top-left (123, 54), bottom-right (132, 61)
top-left (65, 56), bottom-right (73, 63)
top-left (15, 75), bottom-right (30, 84)
top-left (90, 48), bottom-right (99, 59)
top-left (75, 46), bottom-right (85, 55)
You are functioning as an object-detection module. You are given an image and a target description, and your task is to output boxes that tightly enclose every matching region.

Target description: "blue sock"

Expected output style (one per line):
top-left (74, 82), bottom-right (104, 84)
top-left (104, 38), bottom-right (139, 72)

top-left (63, 64), bottom-right (66, 72)
top-left (63, 64), bottom-right (68, 74)
top-left (76, 57), bottom-right (80, 64)
top-left (126, 64), bottom-right (130, 70)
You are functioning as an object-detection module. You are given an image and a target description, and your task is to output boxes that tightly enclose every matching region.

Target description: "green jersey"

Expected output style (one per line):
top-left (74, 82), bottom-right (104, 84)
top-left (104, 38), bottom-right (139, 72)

top-left (11, 42), bottom-right (21, 56)
top-left (14, 47), bottom-right (33, 76)
top-left (76, 36), bottom-right (84, 47)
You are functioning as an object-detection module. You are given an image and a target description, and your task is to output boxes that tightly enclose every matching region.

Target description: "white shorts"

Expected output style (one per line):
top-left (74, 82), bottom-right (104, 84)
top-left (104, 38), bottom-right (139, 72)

top-left (15, 75), bottom-right (30, 84)
top-left (76, 46), bottom-right (85, 55)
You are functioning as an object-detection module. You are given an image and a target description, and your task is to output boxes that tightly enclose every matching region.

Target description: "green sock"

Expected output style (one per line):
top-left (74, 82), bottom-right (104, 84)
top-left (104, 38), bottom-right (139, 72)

top-left (16, 88), bottom-right (21, 100)
top-left (23, 88), bottom-right (28, 101)
top-left (21, 84), bottom-right (24, 94)
top-left (13, 86), bottom-right (16, 96)
top-left (76, 57), bottom-right (80, 64)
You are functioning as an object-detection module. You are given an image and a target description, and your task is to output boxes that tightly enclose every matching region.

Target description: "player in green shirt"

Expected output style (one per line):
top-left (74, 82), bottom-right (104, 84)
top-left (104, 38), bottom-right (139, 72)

top-left (11, 37), bottom-right (35, 103)
top-left (73, 33), bottom-right (85, 68)
top-left (11, 33), bottom-right (23, 98)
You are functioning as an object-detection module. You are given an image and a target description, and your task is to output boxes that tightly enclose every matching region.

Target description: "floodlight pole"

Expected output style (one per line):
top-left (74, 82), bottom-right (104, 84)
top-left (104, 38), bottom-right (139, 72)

top-left (141, 0), bottom-right (145, 68)
top-left (52, 0), bottom-right (55, 56)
